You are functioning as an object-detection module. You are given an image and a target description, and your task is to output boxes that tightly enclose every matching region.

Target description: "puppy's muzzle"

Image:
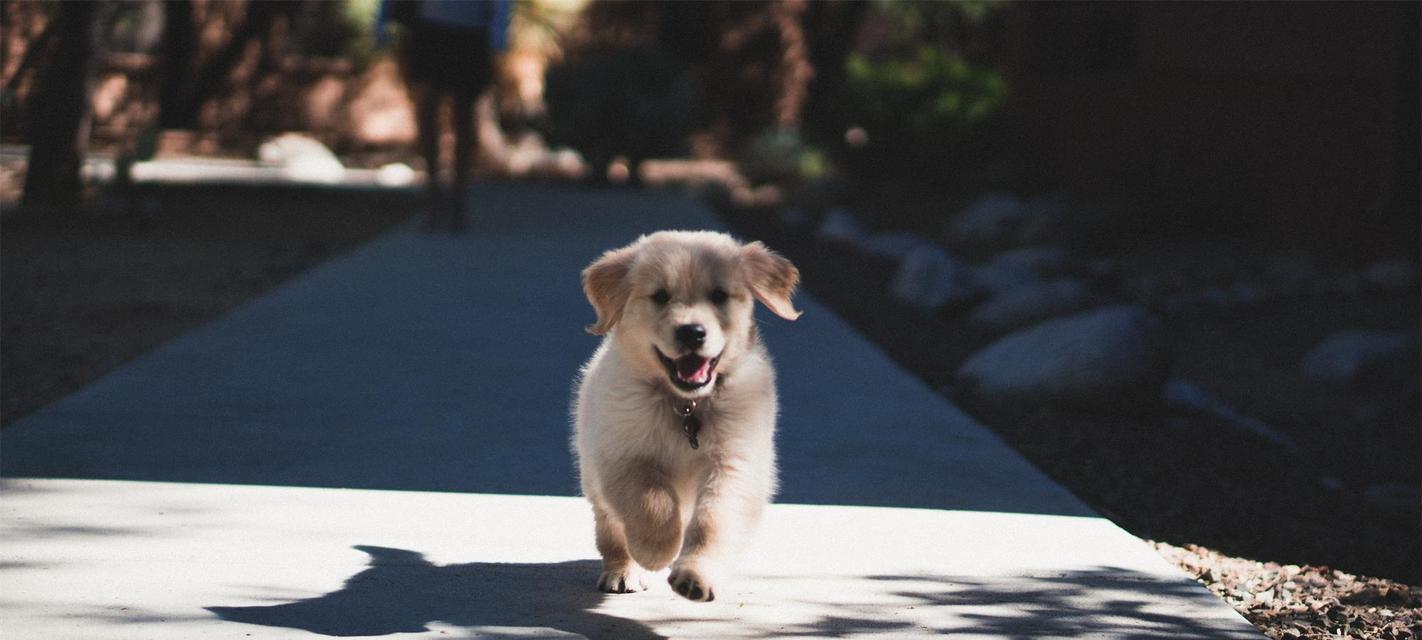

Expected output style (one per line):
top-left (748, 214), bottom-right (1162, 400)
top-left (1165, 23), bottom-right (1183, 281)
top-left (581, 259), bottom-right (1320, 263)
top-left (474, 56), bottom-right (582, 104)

top-left (655, 346), bottom-right (720, 391)
top-left (675, 324), bottom-right (707, 350)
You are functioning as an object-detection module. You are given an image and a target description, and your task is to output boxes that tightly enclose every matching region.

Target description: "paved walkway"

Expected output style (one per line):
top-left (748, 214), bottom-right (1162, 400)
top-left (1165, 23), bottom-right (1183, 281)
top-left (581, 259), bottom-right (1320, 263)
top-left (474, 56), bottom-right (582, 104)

top-left (0, 184), bottom-right (1260, 638)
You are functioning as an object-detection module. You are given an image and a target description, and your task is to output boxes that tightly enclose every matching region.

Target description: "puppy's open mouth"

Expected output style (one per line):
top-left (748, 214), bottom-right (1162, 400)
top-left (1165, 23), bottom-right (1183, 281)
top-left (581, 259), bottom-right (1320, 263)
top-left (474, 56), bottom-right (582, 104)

top-left (654, 347), bottom-right (721, 391)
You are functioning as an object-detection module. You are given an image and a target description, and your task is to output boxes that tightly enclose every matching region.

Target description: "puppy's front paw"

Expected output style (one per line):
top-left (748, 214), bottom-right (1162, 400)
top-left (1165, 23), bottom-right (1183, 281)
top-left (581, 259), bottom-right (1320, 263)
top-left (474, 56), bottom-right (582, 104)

top-left (597, 566), bottom-right (648, 594)
top-left (668, 564), bottom-right (716, 602)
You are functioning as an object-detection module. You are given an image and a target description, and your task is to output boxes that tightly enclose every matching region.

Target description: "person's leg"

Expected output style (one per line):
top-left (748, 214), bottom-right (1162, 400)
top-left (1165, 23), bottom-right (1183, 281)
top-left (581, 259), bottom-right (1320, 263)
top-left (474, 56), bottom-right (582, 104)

top-left (414, 83), bottom-right (445, 229)
top-left (450, 89), bottom-right (478, 232)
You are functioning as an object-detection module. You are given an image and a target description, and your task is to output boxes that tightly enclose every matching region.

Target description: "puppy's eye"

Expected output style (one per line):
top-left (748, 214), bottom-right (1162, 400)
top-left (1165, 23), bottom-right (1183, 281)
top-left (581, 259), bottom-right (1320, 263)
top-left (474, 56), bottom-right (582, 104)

top-left (709, 288), bottom-right (729, 305)
top-left (651, 289), bottom-right (670, 305)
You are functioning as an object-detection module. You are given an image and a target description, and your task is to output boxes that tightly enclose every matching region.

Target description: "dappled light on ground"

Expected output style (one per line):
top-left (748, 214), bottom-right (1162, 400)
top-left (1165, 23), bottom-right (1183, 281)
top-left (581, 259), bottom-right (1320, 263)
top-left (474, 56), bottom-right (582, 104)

top-left (0, 478), bottom-right (1259, 639)
top-left (210, 548), bottom-right (659, 639)
top-left (210, 545), bottom-right (1255, 639)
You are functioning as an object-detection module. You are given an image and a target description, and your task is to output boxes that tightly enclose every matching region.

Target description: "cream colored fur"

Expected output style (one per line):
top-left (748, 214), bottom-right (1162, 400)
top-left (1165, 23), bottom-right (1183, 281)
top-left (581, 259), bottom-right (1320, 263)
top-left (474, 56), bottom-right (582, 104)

top-left (572, 230), bottom-right (800, 602)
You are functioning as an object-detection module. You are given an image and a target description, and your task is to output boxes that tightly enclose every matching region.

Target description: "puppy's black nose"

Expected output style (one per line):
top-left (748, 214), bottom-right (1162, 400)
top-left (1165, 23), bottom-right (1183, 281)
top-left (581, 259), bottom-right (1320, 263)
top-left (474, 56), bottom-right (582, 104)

top-left (675, 324), bottom-right (707, 349)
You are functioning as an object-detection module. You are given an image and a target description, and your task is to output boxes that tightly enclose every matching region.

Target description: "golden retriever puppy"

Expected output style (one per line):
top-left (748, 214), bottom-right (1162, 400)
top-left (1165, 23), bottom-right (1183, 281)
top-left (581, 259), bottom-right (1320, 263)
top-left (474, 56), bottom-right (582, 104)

top-left (572, 230), bottom-right (800, 602)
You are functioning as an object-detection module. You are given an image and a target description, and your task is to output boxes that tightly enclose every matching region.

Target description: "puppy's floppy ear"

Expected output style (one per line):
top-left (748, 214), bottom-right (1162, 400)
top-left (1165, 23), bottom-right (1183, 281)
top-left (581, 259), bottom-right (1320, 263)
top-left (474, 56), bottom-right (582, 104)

top-left (582, 244), bottom-right (637, 335)
top-left (741, 241), bottom-right (802, 321)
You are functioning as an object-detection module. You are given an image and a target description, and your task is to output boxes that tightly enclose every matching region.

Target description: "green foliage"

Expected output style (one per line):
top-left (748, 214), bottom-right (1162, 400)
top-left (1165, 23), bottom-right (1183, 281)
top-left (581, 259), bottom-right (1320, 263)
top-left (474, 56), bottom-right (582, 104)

top-left (740, 127), bottom-right (835, 184)
top-left (341, 0), bottom-right (382, 67)
top-left (873, 0), bottom-right (997, 40)
top-left (798, 146), bottom-right (831, 181)
top-left (845, 45), bottom-right (1005, 135)
top-left (844, 0), bottom-right (1007, 137)
top-left (835, 0), bottom-right (1010, 184)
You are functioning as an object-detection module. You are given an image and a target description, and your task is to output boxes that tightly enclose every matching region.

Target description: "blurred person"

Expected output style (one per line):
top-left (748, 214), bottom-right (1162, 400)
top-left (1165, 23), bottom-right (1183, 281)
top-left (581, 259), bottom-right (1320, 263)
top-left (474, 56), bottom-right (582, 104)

top-left (380, 0), bottom-right (511, 231)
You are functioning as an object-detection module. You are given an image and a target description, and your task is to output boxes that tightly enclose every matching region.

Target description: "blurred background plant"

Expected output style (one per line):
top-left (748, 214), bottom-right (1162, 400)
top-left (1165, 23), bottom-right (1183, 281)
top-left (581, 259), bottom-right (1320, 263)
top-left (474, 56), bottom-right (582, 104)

top-left (3, 0), bottom-right (1414, 241)
top-left (845, 46), bottom-right (1005, 135)
top-left (837, 0), bottom-right (1007, 191)
top-left (335, 0), bottom-right (380, 68)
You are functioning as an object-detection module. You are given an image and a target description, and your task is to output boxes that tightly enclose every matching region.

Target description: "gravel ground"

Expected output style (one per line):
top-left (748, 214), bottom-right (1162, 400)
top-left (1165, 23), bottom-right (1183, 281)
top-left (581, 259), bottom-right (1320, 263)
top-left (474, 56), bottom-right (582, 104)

top-left (1, 184), bottom-right (415, 423)
top-left (1155, 541), bottom-right (1420, 639)
top-left (714, 197), bottom-right (1420, 639)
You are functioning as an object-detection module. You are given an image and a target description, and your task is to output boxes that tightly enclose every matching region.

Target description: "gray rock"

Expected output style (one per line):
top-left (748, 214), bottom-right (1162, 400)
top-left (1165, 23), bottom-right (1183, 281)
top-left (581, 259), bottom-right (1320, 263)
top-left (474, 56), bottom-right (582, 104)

top-left (815, 208), bottom-right (864, 244)
top-left (1124, 275), bottom-right (1160, 301)
top-left (257, 133), bottom-right (345, 184)
top-left (1197, 286), bottom-right (1232, 309)
top-left (972, 247), bottom-right (1072, 296)
top-left (956, 306), bottom-right (1170, 410)
top-left (1361, 257), bottom-right (1419, 291)
top-left (777, 206), bottom-right (811, 229)
top-left (1227, 281), bottom-right (1267, 306)
top-left (1159, 294), bottom-right (1193, 316)
top-left (948, 194), bottom-right (1027, 248)
top-left (1086, 258), bottom-right (1119, 280)
top-left (991, 246), bottom-right (1071, 274)
top-left (857, 231), bottom-right (934, 261)
top-left (1301, 330), bottom-right (1419, 386)
top-left (1181, 281), bottom-right (1270, 310)
top-left (1162, 379), bottom-right (1299, 451)
top-left (1363, 482), bottom-right (1421, 514)
top-left (1351, 403), bottom-right (1382, 425)
top-left (973, 261), bottom-right (1040, 295)
top-left (890, 245), bottom-right (977, 310)
top-left (1264, 254), bottom-right (1319, 292)
top-left (1012, 196), bottom-right (1073, 246)
top-left (1318, 272), bottom-right (1364, 296)
top-left (968, 278), bottom-right (1099, 333)
top-left (375, 162), bottom-right (417, 187)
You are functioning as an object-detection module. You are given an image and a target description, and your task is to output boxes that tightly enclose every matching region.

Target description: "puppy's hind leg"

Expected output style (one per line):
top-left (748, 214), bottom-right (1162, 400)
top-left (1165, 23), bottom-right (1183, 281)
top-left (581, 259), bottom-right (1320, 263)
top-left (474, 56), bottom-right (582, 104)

top-left (592, 503), bottom-right (648, 593)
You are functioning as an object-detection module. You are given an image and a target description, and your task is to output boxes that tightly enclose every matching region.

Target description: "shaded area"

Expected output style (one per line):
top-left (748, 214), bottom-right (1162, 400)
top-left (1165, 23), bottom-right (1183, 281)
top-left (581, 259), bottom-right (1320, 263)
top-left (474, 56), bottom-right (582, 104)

top-left (719, 203), bottom-right (1421, 585)
top-left (1, 184), bottom-right (416, 424)
top-left (2, 477), bottom-right (1262, 639)
top-left (0, 184), bottom-right (1089, 517)
top-left (208, 545), bottom-right (1254, 639)
top-left (858, 570), bottom-right (1260, 639)
top-left (208, 546), bottom-right (661, 639)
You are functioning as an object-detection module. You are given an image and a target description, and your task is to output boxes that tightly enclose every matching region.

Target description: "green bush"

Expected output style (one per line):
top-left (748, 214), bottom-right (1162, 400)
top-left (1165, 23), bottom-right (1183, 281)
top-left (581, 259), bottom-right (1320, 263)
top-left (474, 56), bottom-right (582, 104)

top-left (836, 1), bottom-right (1009, 184)
top-left (845, 46), bottom-right (1005, 136)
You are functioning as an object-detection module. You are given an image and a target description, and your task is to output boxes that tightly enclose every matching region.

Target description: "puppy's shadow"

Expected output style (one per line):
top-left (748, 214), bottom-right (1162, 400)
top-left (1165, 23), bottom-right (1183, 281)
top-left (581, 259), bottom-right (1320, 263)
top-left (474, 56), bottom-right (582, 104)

top-left (207, 545), bottom-right (663, 639)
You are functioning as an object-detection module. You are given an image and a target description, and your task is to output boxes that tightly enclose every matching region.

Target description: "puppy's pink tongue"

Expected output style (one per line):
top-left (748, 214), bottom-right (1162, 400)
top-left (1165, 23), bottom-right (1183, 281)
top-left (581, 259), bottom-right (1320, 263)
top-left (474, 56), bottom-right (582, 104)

top-left (675, 356), bottom-right (711, 383)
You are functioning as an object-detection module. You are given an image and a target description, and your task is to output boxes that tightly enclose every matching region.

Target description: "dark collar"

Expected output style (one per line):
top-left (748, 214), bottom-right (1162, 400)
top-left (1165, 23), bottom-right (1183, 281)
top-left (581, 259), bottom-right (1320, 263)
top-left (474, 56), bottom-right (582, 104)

top-left (667, 372), bottom-right (727, 450)
top-left (673, 399), bottom-right (702, 449)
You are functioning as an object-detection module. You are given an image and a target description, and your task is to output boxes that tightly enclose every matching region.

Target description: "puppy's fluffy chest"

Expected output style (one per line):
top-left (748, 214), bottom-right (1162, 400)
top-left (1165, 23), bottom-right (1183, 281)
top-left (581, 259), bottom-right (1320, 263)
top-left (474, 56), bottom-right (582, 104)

top-left (575, 340), bottom-right (775, 469)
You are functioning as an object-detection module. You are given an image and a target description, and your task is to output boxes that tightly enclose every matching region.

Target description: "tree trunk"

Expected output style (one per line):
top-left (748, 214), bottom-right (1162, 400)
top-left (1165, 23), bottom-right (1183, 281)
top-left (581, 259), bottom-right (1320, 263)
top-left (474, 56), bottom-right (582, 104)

top-left (21, 1), bottom-right (98, 210)
top-left (1392, 1), bottom-right (1419, 243)
top-left (157, 0), bottom-right (195, 130)
top-left (802, 0), bottom-right (868, 142)
top-left (160, 1), bottom-right (290, 130)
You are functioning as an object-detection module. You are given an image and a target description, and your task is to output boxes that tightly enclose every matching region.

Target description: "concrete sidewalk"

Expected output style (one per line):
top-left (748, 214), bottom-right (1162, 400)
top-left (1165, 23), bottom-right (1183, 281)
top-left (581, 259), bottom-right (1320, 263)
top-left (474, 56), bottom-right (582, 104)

top-left (2, 478), bottom-right (1257, 639)
top-left (0, 184), bottom-right (1260, 637)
